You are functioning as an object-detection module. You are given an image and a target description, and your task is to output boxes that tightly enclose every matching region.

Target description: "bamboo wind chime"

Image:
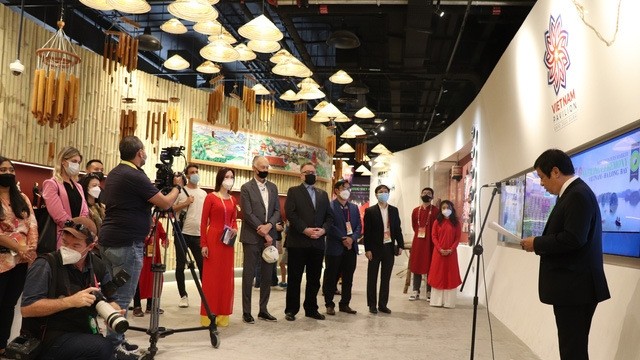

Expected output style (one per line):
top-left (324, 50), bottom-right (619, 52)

top-left (259, 96), bottom-right (275, 123)
top-left (207, 76), bottom-right (224, 124)
top-left (146, 99), bottom-right (168, 144)
top-left (293, 102), bottom-right (307, 138)
top-left (119, 109), bottom-right (137, 140)
top-left (326, 135), bottom-right (336, 156)
top-left (167, 97), bottom-right (180, 139)
top-left (30, 18), bottom-right (81, 129)
top-left (103, 31), bottom-right (139, 75)
top-left (355, 142), bottom-right (367, 162)
top-left (242, 77), bottom-right (256, 115)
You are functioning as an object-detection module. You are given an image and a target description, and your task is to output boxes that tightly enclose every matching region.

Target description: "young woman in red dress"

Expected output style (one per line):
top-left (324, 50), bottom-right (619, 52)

top-left (428, 200), bottom-right (462, 308)
top-left (200, 168), bottom-right (237, 327)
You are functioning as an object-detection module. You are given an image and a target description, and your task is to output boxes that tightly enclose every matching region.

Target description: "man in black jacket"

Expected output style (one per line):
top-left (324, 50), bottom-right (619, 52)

top-left (283, 162), bottom-right (333, 321)
top-left (364, 184), bottom-right (404, 314)
top-left (521, 149), bottom-right (610, 360)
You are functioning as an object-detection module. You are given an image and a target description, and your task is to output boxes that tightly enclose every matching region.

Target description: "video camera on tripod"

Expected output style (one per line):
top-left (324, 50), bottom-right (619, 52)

top-left (154, 146), bottom-right (187, 194)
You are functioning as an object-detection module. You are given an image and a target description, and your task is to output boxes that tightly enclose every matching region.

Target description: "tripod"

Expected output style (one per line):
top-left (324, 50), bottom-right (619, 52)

top-left (460, 185), bottom-right (500, 360)
top-left (129, 207), bottom-right (220, 359)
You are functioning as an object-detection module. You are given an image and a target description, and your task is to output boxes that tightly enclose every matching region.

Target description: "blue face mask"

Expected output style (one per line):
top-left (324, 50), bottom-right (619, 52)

top-left (189, 174), bottom-right (200, 185)
top-left (377, 192), bottom-right (389, 203)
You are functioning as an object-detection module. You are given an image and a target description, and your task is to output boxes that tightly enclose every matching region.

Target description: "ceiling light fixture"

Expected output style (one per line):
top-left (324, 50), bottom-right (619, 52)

top-left (207, 31), bottom-right (237, 45)
top-left (298, 77), bottom-right (320, 89)
top-left (80, 0), bottom-right (114, 11)
top-left (160, 18), bottom-right (188, 34)
top-left (336, 143), bottom-right (356, 153)
top-left (354, 106), bottom-right (375, 119)
top-left (137, 26), bottom-right (162, 51)
top-left (200, 39), bottom-right (239, 62)
top-left (194, 20), bottom-right (224, 35)
top-left (334, 114), bottom-right (351, 123)
top-left (371, 143), bottom-right (392, 154)
top-left (234, 44), bottom-right (256, 61)
top-left (355, 165), bottom-right (369, 173)
top-left (314, 100), bottom-right (328, 111)
top-left (238, 14), bottom-right (284, 41)
top-left (297, 84), bottom-right (325, 100)
top-left (107, 0), bottom-right (150, 14)
top-left (329, 70), bottom-right (353, 84)
top-left (196, 60), bottom-right (220, 74)
top-left (326, 30), bottom-right (360, 49)
top-left (279, 90), bottom-right (299, 101)
top-left (252, 83), bottom-right (271, 95)
top-left (247, 40), bottom-right (281, 53)
top-left (164, 54), bottom-right (190, 70)
top-left (168, 0), bottom-right (218, 22)
top-left (272, 57), bottom-right (311, 78)
top-left (361, 168), bottom-right (373, 176)
top-left (269, 49), bottom-right (292, 64)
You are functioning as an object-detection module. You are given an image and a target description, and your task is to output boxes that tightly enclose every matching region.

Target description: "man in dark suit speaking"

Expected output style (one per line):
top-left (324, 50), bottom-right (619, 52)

top-left (521, 149), bottom-right (610, 360)
top-left (240, 156), bottom-right (281, 324)
top-left (284, 162), bottom-right (333, 321)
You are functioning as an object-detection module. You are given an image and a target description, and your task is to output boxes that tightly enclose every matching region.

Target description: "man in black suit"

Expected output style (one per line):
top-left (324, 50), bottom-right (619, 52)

top-left (284, 162), bottom-right (334, 321)
top-left (364, 184), bottom-right (404, 314)
top-left (240, 156), bottom-right (281, 324)
top-left (521, 149), bottom-right (610, 360)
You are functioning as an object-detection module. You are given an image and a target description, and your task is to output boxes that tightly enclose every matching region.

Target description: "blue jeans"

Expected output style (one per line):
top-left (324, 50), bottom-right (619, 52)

top-left (41, 332), bottom-right (114, 360)
top-left (100, 242), bottom-right (144, 345)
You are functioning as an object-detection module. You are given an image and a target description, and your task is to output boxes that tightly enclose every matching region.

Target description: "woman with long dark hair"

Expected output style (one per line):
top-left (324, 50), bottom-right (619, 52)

top-left (428, 200), bottom-right (462, 308)
top-left (0, 156), bottom-right (37, 355)
top-left (200, 168), bottom-right (237, 327)
top-left (78, 173), bottom-right (105, 233)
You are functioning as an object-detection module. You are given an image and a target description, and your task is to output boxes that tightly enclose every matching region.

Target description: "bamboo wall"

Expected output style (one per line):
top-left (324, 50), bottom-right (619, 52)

top-left (0, 4), bottom-right (332, 195)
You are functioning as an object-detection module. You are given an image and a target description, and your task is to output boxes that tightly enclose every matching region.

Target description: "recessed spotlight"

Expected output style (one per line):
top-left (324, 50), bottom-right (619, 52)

top-left (380, 126), bottom-right (385, 131)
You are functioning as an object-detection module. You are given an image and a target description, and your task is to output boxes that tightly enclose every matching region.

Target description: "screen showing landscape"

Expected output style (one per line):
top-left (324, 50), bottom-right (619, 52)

top-left (498, 126), bottom-right (640, 257)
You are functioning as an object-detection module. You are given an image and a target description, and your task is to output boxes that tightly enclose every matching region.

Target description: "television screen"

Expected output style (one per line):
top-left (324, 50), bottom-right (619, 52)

top-left (498, 175), bottom-right (525, 242)
top-left (522, 171), bottom-right (556, 238)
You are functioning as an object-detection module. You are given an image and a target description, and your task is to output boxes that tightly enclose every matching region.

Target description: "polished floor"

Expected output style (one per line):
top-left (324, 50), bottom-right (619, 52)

top-left (116, 255), bottom-right (540, 360)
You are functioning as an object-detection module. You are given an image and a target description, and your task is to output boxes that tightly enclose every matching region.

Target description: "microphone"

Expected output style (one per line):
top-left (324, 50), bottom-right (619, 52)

top-left (481, 181), bottom-right (502, 188)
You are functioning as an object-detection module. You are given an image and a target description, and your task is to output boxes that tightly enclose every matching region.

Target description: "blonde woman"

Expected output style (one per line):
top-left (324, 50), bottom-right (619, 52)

top-left (42, 146), bottom-right (89, 249)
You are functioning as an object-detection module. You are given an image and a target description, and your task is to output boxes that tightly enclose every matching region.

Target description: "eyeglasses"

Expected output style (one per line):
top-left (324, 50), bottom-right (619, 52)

top-left (64, 220), bottom-right (94, 240)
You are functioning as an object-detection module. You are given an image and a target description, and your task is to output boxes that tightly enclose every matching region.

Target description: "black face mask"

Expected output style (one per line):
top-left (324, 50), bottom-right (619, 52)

top-left (0, 173), bottom-right (16, 188)
top-left (257, 171), bottom-right (269, 179)
top-left (421, 195), bottom-right (432, 203)
top-left (304, 174), bottom-right (316, 186)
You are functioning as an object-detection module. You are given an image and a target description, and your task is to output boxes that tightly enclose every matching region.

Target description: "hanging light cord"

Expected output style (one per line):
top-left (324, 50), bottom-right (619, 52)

top-left (16, 0), bottom-right (25, 59)
top-left (572, 0), bottom-right (622, 47)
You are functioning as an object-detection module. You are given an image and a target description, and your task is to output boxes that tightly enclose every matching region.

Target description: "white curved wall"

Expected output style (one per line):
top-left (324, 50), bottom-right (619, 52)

top-left (386, 0), bottom-right (640, 359)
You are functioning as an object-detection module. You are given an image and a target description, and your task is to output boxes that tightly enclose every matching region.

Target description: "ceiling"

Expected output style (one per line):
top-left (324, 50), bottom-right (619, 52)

top-left (3, 0), bottom-right (535, 160)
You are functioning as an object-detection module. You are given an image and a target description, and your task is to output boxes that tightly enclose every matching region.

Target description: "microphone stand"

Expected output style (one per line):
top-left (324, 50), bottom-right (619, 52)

top-left (460, 185), bottom-right (500, 360)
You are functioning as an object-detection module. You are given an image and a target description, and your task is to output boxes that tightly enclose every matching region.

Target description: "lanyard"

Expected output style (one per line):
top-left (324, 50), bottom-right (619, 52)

top-left (342, 204), bottom-right (350, 222)
top-left (216, 192), bottom-right (234, 227)
top-left (417, 205), bottom-right (432, 228)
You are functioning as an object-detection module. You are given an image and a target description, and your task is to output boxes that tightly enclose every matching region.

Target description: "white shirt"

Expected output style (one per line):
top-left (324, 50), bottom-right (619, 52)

top-left (559, 175), bottom-right (579, 198)
top-left (379, 203), bottom-right (390, 232)
top-left (255, 178), bottom-right (269, 222)
top-left (176, 187), bottom-right (207, 236)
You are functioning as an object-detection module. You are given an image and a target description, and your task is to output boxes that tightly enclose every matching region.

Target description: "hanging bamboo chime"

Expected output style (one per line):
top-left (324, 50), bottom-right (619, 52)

top-left (103, 31), bottom-right (139, 75)
top-left (293, 101), bottom-right (307, 138)
top-left (326, 135), bottom-right (336, 156)
top-left (207, 75), bottom-right (224, 124)
top-left (242, 76), bottom-right (256, 114)
top-left (30, 18), bottom-right (81, 129)
top-left (119, 109), bottom-right (137, 140)
top-left (259, 96), bottom-right (275, 123)
top-left (355, 141), bottom-right (367, 162)
top-left (167, 97), bottom-right (180, 139)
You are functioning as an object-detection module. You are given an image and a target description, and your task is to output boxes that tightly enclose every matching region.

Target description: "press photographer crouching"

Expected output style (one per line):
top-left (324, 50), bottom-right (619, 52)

top-left (18, 217), bottom-right (125, 360)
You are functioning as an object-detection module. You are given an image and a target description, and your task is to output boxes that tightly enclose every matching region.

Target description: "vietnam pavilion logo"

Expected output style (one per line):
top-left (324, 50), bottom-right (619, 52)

top-left (543, 14), bottom-right (578, 131)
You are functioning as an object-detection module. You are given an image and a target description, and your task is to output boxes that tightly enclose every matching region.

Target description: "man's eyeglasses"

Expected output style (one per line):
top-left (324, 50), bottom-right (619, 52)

top-left (64, 220), bottom-right (94, 240)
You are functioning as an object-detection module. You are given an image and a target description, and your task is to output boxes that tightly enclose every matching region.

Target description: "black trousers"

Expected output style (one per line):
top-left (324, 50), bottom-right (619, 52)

top-left (553, 302), bottom-right (598, 360)
top-left (366, 243), bottom-right (395, 309)
top-left (285, 247), bottom-right (324, 315)
top-left (0, 263), bottom-right (27, 349)
top-left (323, 249), bottom-right (357, 308)
top-left (174, 234), bottom-right (204, 298)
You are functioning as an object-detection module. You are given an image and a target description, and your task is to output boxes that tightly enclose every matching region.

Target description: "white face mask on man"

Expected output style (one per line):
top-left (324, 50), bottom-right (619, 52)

top-left (60, 246), bottom-right (85, 265)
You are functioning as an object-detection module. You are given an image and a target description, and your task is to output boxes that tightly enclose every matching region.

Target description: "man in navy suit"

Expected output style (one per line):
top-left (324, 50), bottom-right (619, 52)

top-left (521, 149), bottom-right (610, 360)
top-left (364, 184), bottom-right (404, 314)
top-left (322, 179), bottom-right (362, 316)
top-left (284, 162), bottom-right (334, 321)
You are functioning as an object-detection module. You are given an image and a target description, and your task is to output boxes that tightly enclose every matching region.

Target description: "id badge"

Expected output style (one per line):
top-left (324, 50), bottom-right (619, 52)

top-left (346, 222), bottom-right (353, 235)
top-left (383, 230), bottom-right (392, 244)
top-left (146, 244), bottom-right (154, 257)
top-left (417, 226), bottom-right (426, 238)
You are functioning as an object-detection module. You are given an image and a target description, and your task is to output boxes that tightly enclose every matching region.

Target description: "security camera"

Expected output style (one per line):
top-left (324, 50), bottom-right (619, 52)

top-left (9, 59), bottom-right (24, 76)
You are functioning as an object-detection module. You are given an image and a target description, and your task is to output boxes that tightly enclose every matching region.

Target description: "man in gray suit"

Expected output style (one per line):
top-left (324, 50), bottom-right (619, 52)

top-left (240, 156), bottom-right (281, 324)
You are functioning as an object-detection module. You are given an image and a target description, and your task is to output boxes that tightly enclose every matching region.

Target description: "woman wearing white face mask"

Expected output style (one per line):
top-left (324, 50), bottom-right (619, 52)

top-left (199, 168), bottom-right (238, 327)
top-left (43, 146), bottom-right (90, 249)
top-left (427, 200), bottom-right (462, 308)
top-left (79, 173), bottom-right (105, 235)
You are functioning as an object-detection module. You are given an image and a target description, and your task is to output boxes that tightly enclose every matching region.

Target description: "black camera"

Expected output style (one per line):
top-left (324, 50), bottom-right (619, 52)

top-left (101, 269), bottom-right (131, 298)
top-left (5, 335), bottom-right (41, 360)
top-left (154, 146), bottom-right (186, 192)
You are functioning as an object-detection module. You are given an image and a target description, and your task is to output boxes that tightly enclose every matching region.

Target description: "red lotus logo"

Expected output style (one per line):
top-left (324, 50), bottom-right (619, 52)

top-left (543, 15), bottom-right (571, 95)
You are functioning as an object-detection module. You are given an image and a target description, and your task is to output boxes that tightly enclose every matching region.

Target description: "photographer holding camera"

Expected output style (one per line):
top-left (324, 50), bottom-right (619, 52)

top-left (99, 136), bottom-right (181, 358)
top-left (20, 217), bottom-right (119, 360)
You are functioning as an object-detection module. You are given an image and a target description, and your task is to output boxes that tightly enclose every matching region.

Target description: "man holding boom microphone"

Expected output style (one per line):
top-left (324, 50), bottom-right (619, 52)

top-left (520, 149), bottom-right (610, 360)
top-left (19, 217), bottom-right (122, 360)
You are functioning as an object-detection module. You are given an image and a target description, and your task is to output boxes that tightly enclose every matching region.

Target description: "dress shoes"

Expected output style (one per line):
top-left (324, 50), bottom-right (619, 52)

top-left (369, 307), bottom-right (378, 314)
top-left (258, 311), bottom-right (277, 322)
top-left (285, 312), bottom-right (296, 321)
top-left (242, 313), bottom-right (255, 324)
top-left (326, 306), bottom-right (336, 316)
top-left (378, 307), bottom-right (392, 314)
top-left (305, 312), bottom-right (326, 320)
top-left (339, 305), bottom-right (357, 314)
